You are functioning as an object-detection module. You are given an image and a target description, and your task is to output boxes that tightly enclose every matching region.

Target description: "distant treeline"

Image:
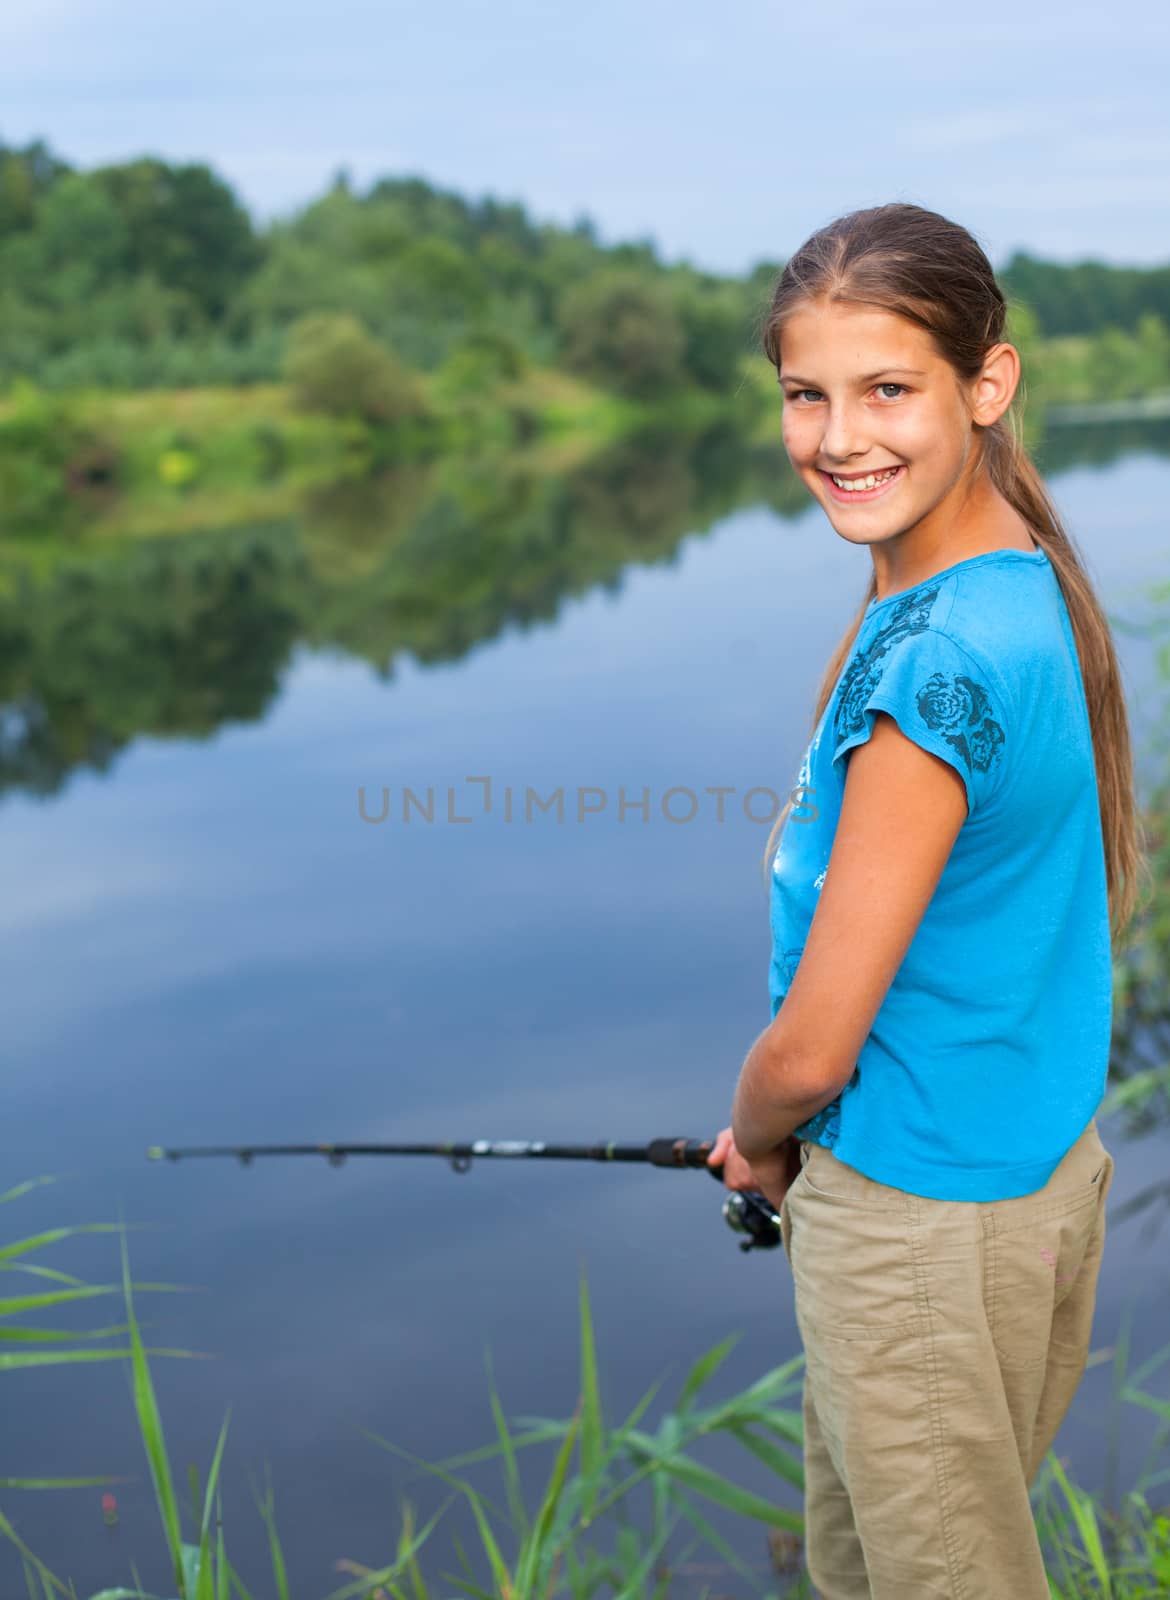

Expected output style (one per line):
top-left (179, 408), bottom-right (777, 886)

top-left (2, 135), bottom-right (1169, 400)
top-left (0, 136), bottom-right (765, 400)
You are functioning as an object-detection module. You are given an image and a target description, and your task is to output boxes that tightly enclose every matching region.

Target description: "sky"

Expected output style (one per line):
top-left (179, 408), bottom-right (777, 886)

top-left (1, 0), bottom-right (1168, 277)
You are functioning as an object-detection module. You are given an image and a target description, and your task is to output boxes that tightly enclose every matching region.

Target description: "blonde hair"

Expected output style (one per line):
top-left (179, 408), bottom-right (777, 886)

top-left (758, 203), bottom-right (1153, 952)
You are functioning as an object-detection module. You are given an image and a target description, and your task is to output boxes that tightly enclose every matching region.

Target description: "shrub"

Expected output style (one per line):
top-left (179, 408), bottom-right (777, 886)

top-left (284, 312), bottom-right (429, 427)
top-left (557, 270), bottom-right (687, 400)
top-left (435, 328), bottom-right (529, 399)
top-left (0, 383), bottom-right (122, 535)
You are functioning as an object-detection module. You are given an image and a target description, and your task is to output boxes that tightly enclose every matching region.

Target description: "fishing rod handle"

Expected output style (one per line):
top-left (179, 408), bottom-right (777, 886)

top-left (647, 1137), bottom-right (722, 1174)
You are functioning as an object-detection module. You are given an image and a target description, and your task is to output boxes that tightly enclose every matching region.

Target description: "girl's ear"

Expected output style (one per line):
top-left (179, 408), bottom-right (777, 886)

top-left (969, 342), bottom-right (1021, 427)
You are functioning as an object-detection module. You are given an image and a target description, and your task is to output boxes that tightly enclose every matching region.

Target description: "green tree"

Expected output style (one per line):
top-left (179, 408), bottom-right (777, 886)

top-left (26, 174), bottom-right (129, 295)
top-left (91, 158), bottom-right (260, 323)
top-left (1001, 251), bottom-right (1170, 337)
top-left (435, 328), bottom-right (528, 398)
top-left (0, 138), bottom-right (70, 234)
top-left (674, 280), bottom-right (750, 391)
top-left (1133, 312), bottom-right (1170, 392)
top-left (557, 270), bottom-right (686, 399)
top-left (284, 312), bottom-right (428, 425)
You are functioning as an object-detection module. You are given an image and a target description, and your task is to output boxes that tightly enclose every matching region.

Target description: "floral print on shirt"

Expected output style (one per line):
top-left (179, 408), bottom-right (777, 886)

top-left (832, 584), bottom-right (1006, 782)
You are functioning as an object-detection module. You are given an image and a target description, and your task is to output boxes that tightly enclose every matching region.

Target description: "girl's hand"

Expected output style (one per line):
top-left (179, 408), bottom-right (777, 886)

top-left (708, 1128), bottom-right (803, 1211)
top-left (707, 1126), bottom-right (758, 1191)
top-left (744, 1136), bottom-right (804, 1212)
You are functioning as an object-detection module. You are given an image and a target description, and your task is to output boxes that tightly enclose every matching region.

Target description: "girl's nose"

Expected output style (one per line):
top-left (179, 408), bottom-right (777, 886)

top-left (820, 405), bottom-right (870, 462)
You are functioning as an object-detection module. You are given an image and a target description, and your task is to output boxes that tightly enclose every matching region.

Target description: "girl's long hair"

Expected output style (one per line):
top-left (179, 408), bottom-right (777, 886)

top-left (758, 202), bottom-right (1152, 951)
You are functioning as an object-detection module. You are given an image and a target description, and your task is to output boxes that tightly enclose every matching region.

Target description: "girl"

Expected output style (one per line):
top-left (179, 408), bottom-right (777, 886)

top-left (707, 203), bottom-right (1151, 1599)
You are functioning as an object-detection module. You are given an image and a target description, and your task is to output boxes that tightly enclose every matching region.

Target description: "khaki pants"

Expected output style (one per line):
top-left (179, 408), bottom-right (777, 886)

top-left (779, 1118), bottom-right (1114, 1599)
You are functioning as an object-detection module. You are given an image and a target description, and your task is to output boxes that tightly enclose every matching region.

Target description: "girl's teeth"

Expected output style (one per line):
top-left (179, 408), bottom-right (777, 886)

top-left (831, 468), bottom-right (899, 491)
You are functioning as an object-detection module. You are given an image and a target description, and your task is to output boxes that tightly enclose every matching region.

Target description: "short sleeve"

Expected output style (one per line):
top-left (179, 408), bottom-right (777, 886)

top-left (830, 626), bottom-right (1011, 816)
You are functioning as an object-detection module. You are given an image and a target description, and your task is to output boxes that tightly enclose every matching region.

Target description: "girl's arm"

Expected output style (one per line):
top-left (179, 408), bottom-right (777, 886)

top-left (732, 709), bottom-right (969, 1164)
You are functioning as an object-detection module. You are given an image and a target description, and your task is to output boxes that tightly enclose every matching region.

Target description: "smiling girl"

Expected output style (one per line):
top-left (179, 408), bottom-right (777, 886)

top-left (707, 204), bottom-right (1151, 1598)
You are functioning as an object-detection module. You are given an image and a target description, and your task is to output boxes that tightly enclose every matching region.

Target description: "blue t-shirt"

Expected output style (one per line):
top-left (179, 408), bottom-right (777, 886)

top-left (768, 547), bottom-right (1112, 1201)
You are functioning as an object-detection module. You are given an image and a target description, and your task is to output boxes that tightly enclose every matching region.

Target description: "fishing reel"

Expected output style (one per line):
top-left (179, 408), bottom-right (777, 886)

top-left (701, 1153), bottom-right (784, 1251)
top-left (719, 1187), bottom-right (783, 1253)
top-left (645, 1137), bottom-right (785, 1253)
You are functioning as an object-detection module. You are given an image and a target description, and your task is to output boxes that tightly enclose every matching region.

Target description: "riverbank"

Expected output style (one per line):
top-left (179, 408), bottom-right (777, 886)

top-left (3, 352), bottom-right (1170, 547)
top-left (3, 1211), bottom-right (1168, 1598)
top-left (0, 363), bottom-right (758, 542)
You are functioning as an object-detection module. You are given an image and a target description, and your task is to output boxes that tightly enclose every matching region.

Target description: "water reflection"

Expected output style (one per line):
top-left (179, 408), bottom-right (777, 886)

top-left (1036, 415), bottom-right (1170, 474)
top-left (2, 421), bottom-right (1168, 1154)
top-left (3, 419), bottom-right (1168, 1209)
top-left (2, 419), bottom-right (1165, 801)
top-left (0, 417), bottom-right (1167, 1590)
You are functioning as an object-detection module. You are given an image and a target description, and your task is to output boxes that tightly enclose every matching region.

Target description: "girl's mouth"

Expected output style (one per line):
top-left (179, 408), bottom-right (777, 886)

top-left (818, 465), bottom-right (905, 504)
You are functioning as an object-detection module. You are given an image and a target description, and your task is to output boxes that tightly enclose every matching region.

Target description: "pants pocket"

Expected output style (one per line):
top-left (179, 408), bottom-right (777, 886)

top-left (986, 1148), bottom-right (1112, 1370)
top-left (787, 1173), bottom-right (920, 1341)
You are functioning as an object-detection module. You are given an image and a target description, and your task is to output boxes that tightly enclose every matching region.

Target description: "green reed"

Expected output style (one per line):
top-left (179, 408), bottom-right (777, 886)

top-left (2, 1180), bottom-right (1168, 1598)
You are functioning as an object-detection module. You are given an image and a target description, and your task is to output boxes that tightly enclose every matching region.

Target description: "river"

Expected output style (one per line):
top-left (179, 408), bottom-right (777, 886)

top-left (2, 418), bottom-right (1168, 1595)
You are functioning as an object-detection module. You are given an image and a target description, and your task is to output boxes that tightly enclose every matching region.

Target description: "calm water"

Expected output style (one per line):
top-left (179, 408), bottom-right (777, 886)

top-left (2, 423), bottom-right (1169, 1595)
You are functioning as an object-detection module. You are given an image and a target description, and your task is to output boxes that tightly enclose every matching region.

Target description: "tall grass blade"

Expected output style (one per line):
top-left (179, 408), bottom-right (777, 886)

top-left (607, 1508), bottom-right (681, 1600)
top-left (0, 1476), bottom-right (120, 1490)
top-left (1, 1349), bottom-right (181, 1371)
top-left (625, 1437), bottom-right (804, 1531)
top-left (325, 1494), bottom-right (453, 1600)
top-left (0, 1224), bottom-right (126, 1264)
top-left (612, 1376), bottom-right (666, 1442)
top-left (676, 1333), bottom-right (741, 1415)
top-left (513, 1408), bottom-right (580, 1598)
top-left (0, 1505), bottom-right (71, 1598)
top-left (359, 1430), bottom-right (510, 1526)
top-left (216, 1493), bottom-right (229, 1600)
top-left (0, 1263), bottom-right (89, 1287)
top-left (670, 1488), bottom-right (760, 1585)
top-left (0, 1323), bottom-right (131, 1344)
top-left (181, 1543), bottom-right (203, 1596)
top-left (119, 1231), bottom-right (185, 1595)
top-left (459, 1482), bottom-right (512, 1597)
top-left (401, 1498), bottom-right (431, 1600)
top-left (194, 1414), bottom-right (231, 1600)
top-left (360, 1449), bottom-right (511, 1598)
top-left (725, 1420), bottom-right (805, 1491)
top-left (254, 1466), bottom-right (291, 1600)
top-left (449, 1528), bottom-right (477, 1584)
top-left (426, 1422), bottom-right (561, 1474)
top-left (0, 1286), bottom-right (129, 1317)
top-left (583, 1456), bottom-right (664, 1527)
top-left (226, 1560), bottom-right (257, 1600)
top-left (575, 1264), bottom-right (604, 1520)
top-left (1045, 1453), bottom-right (1112, 1595)
top-left (433, 1576), bottom-right (493, 1600)
top-left (484, 1349), bottom-right (527, 1539)
top-left (0, 1178), bottom-right (58, 1207)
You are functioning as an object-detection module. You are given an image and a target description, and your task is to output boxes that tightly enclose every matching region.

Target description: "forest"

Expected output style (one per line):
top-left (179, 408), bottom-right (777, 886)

top-left (2, 136), bottom-right (1169, 542)
top-left (3, 135), bottom-right (1170, 401)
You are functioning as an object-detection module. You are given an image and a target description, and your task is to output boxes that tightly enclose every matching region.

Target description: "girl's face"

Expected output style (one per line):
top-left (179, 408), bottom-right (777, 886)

top-left (778, 298), bottom-right (979, 551)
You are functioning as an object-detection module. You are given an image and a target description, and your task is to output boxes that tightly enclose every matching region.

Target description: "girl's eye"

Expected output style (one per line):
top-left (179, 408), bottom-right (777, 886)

top-left (784, 384), bottom-right (906, 403)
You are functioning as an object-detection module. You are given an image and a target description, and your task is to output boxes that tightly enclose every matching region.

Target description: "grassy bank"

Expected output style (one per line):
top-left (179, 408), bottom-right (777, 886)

top-left (4, 306), bottom-right (1170, 545)
top-left (2, 1176), bottom-right (1169, 1598)
top-left (0, 360), bottom-right (753, 543)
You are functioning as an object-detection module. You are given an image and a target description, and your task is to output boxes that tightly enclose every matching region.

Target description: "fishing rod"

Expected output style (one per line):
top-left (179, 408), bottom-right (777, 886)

top-left (146, 1136), bottom-right (783, 1253)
